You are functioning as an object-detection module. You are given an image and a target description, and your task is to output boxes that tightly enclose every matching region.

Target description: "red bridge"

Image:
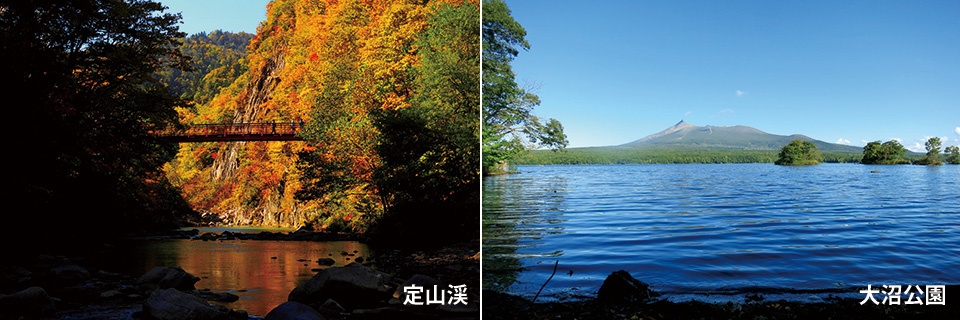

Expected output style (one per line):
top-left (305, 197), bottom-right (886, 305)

top-left (159, 122), bottom-right (304, 142)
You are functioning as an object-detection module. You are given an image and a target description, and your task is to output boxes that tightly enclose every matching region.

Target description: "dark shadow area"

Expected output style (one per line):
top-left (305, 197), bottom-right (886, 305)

top-left (484, 288), bottom-right (960, 320)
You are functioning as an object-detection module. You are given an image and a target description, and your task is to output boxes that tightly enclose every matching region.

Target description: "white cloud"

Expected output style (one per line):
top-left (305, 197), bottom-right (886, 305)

top-left (906, 136), bottom-right (951, 153)
top-left (711, 109), bottom-right (734, 119)
top-left (907, 142), bottom-right (925, 153)
top-left (684, 111), bottom-right (693, 117)
top-left (955, 127), bottom-right (960, 136)
top-left (736, 90), bottom-right (746, 97)
top-left (836, 138), bottom-right (851, 145)
top-left (891, 138), bottom-right (903, 142)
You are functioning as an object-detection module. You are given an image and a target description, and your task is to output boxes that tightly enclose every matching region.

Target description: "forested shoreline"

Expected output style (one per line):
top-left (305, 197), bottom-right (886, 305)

top-left (513, 148), bottom-right (869, 165)
top-left (514, 138), bottom-right (960, 166)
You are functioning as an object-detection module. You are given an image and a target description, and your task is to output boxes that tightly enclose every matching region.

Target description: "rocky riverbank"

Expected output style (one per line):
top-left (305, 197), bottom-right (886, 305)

top-left (0, 230), bottom-right (479, 319)
top-left (0, 255), bottom-right (246, 320)
top-left (132, 228), bottom-right (367, 242)
top-left (484, 271), bottom-right (959, 320)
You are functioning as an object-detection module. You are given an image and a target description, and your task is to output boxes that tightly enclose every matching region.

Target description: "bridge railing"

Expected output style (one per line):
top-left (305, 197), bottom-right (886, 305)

top-left (158, 122), bottom-right (303, 138)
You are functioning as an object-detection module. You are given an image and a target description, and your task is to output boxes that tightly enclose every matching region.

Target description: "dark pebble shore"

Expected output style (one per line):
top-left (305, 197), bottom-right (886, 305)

top-left (0, 230), bottom-right (479, 320)
top-left (483, 271), bottom-right (959, 320)
top-left (485, 291), bottom-right (960, 320)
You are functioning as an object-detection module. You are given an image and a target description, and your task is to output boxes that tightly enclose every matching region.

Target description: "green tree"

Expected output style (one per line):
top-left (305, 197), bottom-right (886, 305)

top-left (370, 1), bottom-right (481, 242)
top-left (2, 0), bottom-right (192, 241)
top-left (916, 137), bottom-right (943, 165)
top-left (862, 140), bottom-right (908, 164)
top-left (157, 30), bottom-right (254, 104)
top-left (775, 139), bottom-right (821, 165)
top-left (482, 0), bottom-right (567, 175)
top-left (945, 145), bottom-right (960, 164)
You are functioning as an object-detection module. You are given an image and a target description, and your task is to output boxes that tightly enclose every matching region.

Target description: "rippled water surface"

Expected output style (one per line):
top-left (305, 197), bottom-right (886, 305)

top-left (482, 164), bottom-right (960, 301)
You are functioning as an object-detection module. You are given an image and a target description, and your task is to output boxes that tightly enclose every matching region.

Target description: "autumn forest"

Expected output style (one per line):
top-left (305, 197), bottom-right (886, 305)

top-left (162, 0), bottom-right (480, 242)
top-left (3, 0), bottom-right (481, 244)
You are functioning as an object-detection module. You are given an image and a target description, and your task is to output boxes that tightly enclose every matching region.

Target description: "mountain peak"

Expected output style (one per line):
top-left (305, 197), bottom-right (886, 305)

top-left (620, 121), bottom-right (861, 152)
top-left (632, 120), bottom-right (697, 144)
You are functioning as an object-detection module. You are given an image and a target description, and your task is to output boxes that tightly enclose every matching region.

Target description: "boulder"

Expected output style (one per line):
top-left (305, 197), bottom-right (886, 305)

top-left (317, 298), bottom-right (345, 320)
top-left (213, 292), bottom-right (240, 303)
top-left (143, 288), bottom-right (230, 320)
top-left (198, 233), bottom-right (218, 241)
top-left (288, 263), bottom-right (393, 309)
top-left (198, 289), bottom-right (240, 303)
top-left (100, 290), bottom-right (123, 299)
top-left (229, 309), bottom-right (248, 319)
top-left (316, 258), bottom-right (335, 266)
top-left (0, 286), bottom-right (56, 317)
top-left (264, 301), bottom-right (325, 320)
top-left (596, 270), bottom-right (660, 303)
top-left (137, 266), bottom-right (201, 291)
top-left (49, 264), bottom-right (91, 285)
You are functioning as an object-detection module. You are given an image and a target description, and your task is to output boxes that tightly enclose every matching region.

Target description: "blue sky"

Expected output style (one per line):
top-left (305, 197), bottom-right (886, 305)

top-left (157, 0), bottom-right (959, 152)
top-left (504, 0), bottom-right (960, 151)
top-left (160, 0), bottom-right (270, 35)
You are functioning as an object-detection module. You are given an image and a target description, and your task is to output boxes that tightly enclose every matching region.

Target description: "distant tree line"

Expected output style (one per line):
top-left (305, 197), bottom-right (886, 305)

top-left (514, 148), bottom-right (863, 165)
top-left (517, 137), bottom-right (958, 166)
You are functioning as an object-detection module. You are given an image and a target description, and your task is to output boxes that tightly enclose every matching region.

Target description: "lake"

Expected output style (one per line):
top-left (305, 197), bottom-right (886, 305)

top-left (482, 163), bottom-right (960, 302)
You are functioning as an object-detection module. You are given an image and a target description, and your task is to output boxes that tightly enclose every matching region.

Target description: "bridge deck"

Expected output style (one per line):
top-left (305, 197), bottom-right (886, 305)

top-left (159, 122), bottom-right (304, 142)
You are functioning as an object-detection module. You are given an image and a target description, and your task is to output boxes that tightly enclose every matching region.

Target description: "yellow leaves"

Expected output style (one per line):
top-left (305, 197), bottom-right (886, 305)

top-left (379, 92), bottom-right (408, 110)
top-left (162, 0), bottom-right (476, 227)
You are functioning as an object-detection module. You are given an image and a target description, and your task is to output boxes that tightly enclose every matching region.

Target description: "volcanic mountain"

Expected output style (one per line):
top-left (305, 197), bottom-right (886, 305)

top-left (620, 120), bottom-right (861, 152)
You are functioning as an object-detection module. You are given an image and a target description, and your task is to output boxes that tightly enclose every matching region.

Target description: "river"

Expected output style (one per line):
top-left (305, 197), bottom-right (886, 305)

top-left (482, 163), bottom-right (960, 302)
top-left (82, 227), bottom-right (373, 317)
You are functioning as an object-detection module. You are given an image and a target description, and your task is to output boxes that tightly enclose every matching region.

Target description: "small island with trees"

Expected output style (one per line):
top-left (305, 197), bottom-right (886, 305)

top-left (861, 140), bottom-right (910, 164)
top-left (775, 139), bottom-right (821, 166)
top-left (774, 137), bottom-right (959, 166)
top-left (861, 137), bottom-right (959, 166)
top-left (914, 137), bottom-right (944, 166)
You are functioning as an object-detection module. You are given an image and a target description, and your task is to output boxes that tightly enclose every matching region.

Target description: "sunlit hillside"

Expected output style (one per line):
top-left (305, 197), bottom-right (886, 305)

top-left (163, 0), bottom-right (480, 232)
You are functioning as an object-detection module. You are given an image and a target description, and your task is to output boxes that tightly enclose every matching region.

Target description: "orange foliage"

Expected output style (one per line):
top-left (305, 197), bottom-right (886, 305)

top-left (164, 0), bottom-right (478, 228)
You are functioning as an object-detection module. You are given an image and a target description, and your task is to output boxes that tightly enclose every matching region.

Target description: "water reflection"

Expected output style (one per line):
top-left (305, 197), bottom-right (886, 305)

top-left (482, 172), bottom-right (568, 292)
top-left (90, 239), bottom-right (372, 317)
